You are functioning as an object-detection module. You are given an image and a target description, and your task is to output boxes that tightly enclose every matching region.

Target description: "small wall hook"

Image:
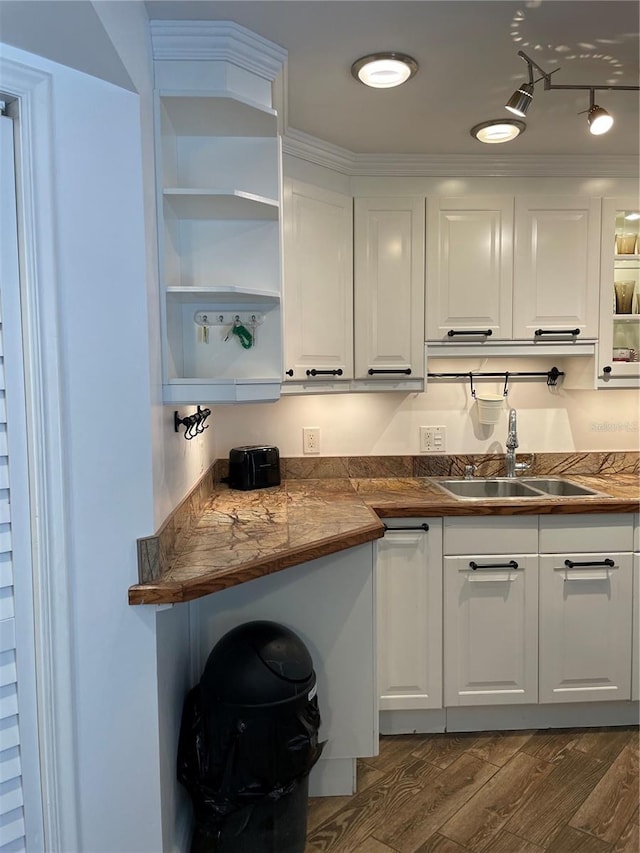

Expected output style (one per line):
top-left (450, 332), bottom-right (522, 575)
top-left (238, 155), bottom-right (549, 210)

top-left (174, 406), bottom-right (211, 440)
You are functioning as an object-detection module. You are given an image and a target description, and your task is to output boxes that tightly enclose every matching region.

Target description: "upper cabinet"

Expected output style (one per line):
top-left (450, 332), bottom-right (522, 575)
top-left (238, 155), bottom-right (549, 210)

top-left (283, 180), bottom-right (354, 383)
top-left (282, 181), bottom-right (425, 393)
top-left (513, 196), bottom-right (601, 339)
top-left (427, 195), bottom-right (600, 352)
top-left (353, 197), bottom-right (425, 384)
top-left (151, 22), bottom-right (287, 403)
top-left (598, 197), bottom-right (640, 388)
top-left (426, 196), bottom-right (513, 340)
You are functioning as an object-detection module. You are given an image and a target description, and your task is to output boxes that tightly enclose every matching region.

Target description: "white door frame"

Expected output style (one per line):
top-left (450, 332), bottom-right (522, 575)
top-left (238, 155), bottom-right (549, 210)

top-left (1, 57), bottom-right (79, 852)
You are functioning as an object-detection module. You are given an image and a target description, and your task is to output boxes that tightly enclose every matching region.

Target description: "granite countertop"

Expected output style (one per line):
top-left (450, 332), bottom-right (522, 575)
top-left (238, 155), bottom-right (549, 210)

top-left (128, 471), bottom-right (640, 605)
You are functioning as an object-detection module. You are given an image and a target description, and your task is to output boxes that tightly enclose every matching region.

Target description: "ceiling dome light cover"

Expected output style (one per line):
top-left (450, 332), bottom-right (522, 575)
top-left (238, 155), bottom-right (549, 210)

top-left (588, 104), bottom-right (614, 135)
top-left (505, 82), bottom-right (534, 117)
top-left (470, 119), bottom-right (526, 144)
top-left (351, 52), bottom-right (418, 88)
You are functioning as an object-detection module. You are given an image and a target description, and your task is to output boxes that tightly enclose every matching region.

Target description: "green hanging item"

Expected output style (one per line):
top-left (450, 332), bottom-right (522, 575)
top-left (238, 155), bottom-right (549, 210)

top-left (232, 322), bottom-right (253, 349)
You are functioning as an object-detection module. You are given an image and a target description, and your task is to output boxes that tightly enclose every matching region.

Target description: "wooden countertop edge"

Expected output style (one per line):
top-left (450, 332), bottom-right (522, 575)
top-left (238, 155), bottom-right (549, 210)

top-left (371, 498), bottom-right (640, 517)
top-left (129, 482), bottom-right (639, 606)
top-left (128, 516), bottom-right (384, 605)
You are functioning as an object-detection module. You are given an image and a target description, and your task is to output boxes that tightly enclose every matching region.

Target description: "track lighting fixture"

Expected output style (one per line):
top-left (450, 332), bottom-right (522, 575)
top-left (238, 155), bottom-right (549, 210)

top-left (505, 82), bottom-right (534, 118)
top-left (585, 91), bottom-right (614, 135)
top-left (351, 52), bottom-right (418, 88)
top-left (505, 50), bottom-right (639, 136)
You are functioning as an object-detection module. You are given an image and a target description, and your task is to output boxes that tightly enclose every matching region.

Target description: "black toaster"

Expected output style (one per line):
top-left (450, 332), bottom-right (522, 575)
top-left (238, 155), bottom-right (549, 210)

top-left (228, 446), bottom-right (281, 490)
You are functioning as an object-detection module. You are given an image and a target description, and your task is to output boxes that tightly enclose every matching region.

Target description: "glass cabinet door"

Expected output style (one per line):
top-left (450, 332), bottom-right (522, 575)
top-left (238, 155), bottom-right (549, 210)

top-left (599, 199), bottom-right (640, 386)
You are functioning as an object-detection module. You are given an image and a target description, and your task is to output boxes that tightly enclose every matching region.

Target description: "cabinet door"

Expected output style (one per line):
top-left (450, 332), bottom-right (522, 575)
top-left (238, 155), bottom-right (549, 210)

top-left (443, 555), bottom-right (538, 706)
top-left (283, 179), bottom-right (353, 381)
top-left (513, 196), bottom-right (601, 339)
top-left (376, 521), bottom-right (442, 710)
top-left (539, 553), bottom-right (633, 703)
top-left (426, 196), bottom-right (513, 340)
top-left (354, 197), bottom-right (425, 378)
top-left (632, 553), bottom-right (639, 702)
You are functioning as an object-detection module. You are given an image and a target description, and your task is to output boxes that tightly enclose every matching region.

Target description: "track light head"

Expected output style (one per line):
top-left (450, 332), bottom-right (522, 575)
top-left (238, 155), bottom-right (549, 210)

top-left (587, 104), bottom-right (614, 135)
top-left (505, 82), bottom-right (534, 117)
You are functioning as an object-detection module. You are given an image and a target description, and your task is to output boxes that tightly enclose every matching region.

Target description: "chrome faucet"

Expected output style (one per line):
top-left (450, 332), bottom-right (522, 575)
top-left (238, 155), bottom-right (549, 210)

top-left (505, 408), bottom-right (534, 477)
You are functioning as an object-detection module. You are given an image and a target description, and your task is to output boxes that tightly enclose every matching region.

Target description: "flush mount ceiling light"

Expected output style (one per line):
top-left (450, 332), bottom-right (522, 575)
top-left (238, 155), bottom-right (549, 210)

top-left (351, 52), bottom-right (418, 89)
top-left (625, 212), bottom-right (640, 221)
top-left (470, 119), bottom-right (526, 144)
top-left (505, 50), bottom-right (639, 136)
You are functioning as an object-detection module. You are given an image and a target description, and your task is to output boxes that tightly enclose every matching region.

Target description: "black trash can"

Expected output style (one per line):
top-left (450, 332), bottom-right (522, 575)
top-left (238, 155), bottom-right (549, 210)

top-left (177, 621), bottom-right (324, 853)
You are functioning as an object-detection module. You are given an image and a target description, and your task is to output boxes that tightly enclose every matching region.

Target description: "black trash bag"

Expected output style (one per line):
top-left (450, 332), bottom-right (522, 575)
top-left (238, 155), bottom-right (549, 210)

top-left (177, 683), bottom-right (324, 834)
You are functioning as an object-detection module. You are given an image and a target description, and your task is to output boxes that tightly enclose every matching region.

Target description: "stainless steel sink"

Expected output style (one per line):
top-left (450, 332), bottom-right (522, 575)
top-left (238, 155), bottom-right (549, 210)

top-left (435, 478), bottom-right (542, 499)
top-left (519, 477), bottom-right (600, 497)
top-left (435, 476), bottom-right (603, 500)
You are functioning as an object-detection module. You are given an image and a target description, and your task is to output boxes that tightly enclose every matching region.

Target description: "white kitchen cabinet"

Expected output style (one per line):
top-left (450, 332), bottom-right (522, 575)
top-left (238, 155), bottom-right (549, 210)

top-left (152, 26), bottom-right (287, 403)
top-left (513, 196), bottom-right (601, 340)
top-left (443, 553), bottom-right (539, 706)
top-left (442, 517), bottom-right (539, 707)
top-left (282, 182), bottom-right (424, 392)
top-left (597, 196), bottom-right (640, 388)
top-left (282, 179), bottom-right (353, 383)
top-left (632, 551), bottom-right (639, 702)
top-left (426, 196), bottom-right (513, 341)
top-left (538, 514), bottom-right (634, 704)
top-left (354, 197), bottom-right (425, 381)
top-left (376, 519), bottom-right (442, 711)
top-left (427, 195), bottom-right (600, 351)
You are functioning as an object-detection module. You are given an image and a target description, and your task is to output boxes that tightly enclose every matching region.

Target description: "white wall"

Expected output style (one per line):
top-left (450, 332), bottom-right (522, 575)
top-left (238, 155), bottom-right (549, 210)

top-left (0, 35), bottom-right (171, 852)
top-left (212, 377), bottom-right (639, 458)
top-left (92, 0), bottom-right (216, 530)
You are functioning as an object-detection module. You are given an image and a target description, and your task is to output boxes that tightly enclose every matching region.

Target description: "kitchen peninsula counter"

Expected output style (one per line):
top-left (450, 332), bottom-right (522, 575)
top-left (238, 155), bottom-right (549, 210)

top-left (129, 471), bottom-right (639, 605)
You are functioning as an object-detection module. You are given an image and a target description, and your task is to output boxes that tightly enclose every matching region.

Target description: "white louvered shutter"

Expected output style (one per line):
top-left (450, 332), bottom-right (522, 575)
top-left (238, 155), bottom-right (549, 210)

top-left (0, 112), bottom-right (43, 852)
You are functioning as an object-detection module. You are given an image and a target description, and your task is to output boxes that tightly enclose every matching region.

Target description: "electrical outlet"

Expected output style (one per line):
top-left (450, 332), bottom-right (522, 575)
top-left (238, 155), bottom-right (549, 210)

top-left (303, 427), bottom-right (320, 454)
top-left (419, 426), bottom-right (447, 453)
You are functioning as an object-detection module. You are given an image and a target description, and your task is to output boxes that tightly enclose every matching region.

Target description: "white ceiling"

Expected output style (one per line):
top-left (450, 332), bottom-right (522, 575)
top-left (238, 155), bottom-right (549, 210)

top-left (144, 0), bottom-right (640, 158)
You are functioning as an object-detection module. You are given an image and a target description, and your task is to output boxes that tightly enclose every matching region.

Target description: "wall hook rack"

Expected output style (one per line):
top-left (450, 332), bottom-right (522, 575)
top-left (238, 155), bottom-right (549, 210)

top-left (426, 367), bottom-right (564, 397)
top-left (174, 406), bottom-right (211, 440)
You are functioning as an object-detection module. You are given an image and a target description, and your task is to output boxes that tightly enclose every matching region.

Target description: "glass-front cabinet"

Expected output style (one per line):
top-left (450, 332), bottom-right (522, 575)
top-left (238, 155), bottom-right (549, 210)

top-left (598, 197), bottom-right (640, 387)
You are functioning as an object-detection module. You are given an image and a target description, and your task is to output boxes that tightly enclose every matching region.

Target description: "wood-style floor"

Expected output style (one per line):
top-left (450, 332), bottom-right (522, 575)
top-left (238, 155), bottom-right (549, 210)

top-left (305, 726), bottom-right (639, 853)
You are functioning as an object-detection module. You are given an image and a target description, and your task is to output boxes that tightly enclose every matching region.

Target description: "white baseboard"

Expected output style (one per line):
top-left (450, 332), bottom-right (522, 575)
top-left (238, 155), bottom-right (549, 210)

top-left (380, 709), bottom-right (446, 735)
top-left (377, 701), bottom-right (639, 737)
top-left (309, 758), bottom-right (356, 797)
top-left (445, 700), bottom-right (640, 732)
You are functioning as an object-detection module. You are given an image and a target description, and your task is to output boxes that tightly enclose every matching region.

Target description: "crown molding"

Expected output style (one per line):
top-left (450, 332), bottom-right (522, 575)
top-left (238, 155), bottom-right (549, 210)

top-left (283, 128), bottom-right (639, 178)
top-left (282, 128), bottom-right (355, 174)
top-left (149, 21), bottom-right (287, 80)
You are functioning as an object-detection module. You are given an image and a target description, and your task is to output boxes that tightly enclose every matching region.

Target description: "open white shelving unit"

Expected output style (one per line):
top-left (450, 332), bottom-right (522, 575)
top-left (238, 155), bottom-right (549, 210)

top-left (598, 198), bottom-right (640, 388)
top-left (151, 24), bottom-right (287, 403)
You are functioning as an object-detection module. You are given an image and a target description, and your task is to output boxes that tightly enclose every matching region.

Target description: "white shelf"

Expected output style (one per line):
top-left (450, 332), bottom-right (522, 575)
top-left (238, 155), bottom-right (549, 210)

top-left (163, 189), bottom-right (279, 220)
top-left (163, 378), bottom-right (281, 404)
top-left (159, 93), bottom-right (277, 137)
top-left (614, 254), bottom-right (640, 264)
top-left (165, 286), bottom-right (280, 304)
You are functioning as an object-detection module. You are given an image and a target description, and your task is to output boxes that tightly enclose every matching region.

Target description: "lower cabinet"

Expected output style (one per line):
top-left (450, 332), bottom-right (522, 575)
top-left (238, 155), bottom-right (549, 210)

top-left (377, 513), bottom-right (637, 718)
top-left (443, 516), bottom-right (539, 707)
top-left (443, 554), bottom-right (538, 706)
top-left (633, 551), bottom-right (639, 702)
top-left (538, 513), bottom-right (635, 704)
top-left (539, 552), bottom-right (633, 703)
top-left (376, 519), bottom-right (442, 710)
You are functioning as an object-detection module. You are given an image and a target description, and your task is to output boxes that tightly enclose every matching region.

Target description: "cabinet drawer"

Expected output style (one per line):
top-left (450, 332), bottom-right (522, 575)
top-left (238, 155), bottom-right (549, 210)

top-left (539, 514), bottom-right (634, 553)
top-left (444, 516), bottom-right (537, 556)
